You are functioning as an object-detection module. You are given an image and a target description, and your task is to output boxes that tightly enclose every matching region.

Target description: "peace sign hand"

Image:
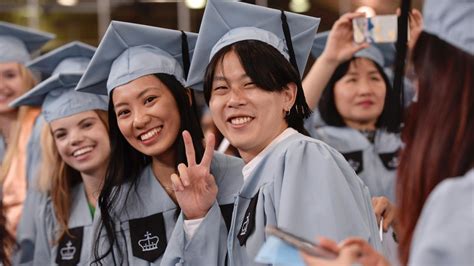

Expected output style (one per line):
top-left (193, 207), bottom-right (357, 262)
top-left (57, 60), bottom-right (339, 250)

top-left (171, 130), bottom-right (218, 220)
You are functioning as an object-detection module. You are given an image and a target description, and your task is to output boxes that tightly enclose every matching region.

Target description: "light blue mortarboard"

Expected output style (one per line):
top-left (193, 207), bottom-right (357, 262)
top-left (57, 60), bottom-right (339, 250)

top-left (423, 0), bottom-right (474, 55)
top-left (75, 21), bottom-right (198, 96)
top-left (10, 42), bottom-right (108, 123)
top-left (311, 31), bottom-right (396, 67)
top-left (185, 0), bottom-right (320, 91)
top-left (26, 41), bottom-right (95, 78)
top-left (0, 21), bottom-right (54, 63)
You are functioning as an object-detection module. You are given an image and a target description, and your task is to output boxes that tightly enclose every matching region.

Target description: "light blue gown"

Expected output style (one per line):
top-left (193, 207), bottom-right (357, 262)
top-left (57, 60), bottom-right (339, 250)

top-left (309, 126), bottom-right (402, 202)
top-left (409, 169), bottom-right (474, 265)
top-left (162, 130), bottom-right (382, 266)
top-left (32, 183), bottom-right (96, 266)
top-left (87, 152), bottom-right (243, 265)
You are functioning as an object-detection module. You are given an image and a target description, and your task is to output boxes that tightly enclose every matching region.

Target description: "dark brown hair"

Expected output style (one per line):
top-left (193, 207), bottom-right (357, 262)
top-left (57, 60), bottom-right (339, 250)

top-left (203, 40), bottom-right (311, 135)
top-left (318, 57), bottom-right (400, 133)
top-left (396, 31), bottom-right (474, 264)
top-left (1, 199), bottom-right (16, 266)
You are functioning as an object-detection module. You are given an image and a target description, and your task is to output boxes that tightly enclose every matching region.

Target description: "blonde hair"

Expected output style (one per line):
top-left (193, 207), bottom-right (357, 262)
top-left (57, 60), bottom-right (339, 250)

top-left (0, 63), bottom-right (39, 183)
top-left (37, 110), bottom-right (109, 241)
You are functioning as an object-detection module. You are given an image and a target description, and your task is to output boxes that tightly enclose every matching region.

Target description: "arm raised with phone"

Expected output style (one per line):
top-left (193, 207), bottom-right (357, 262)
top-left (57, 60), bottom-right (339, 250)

top-left (303, 12), bottom-right (369, 109)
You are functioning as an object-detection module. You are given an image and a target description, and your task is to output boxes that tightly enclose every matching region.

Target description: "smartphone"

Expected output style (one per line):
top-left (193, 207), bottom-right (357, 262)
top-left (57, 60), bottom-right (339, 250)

top-left (353, 15), bottom-right (398, 43)
top-left (265, 225), bottom-right (338, 259)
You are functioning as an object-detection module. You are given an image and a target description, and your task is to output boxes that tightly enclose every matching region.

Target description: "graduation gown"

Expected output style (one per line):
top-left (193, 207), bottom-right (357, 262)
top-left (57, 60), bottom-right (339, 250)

top-left (87, 152), bottom-right (243, 265)
top-left (32, 183), bottom-right (96, 266)
top-left (309, 126), bottom-right (402, 202)
top-left (13, 189), bottom-right (47, 266)
top-left (162, 130), bottom-right (382, 266)
top-left (409, 169), bottom-right (474, 265)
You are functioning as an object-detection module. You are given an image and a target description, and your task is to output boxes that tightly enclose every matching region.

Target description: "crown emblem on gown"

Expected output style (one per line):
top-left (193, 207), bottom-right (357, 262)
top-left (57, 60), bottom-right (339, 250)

top-left (138, 231), bottom-right (160, 252)
top-left (60, 241), bottom-right (76, 260)
top-left (347, 159), bottom-right (361, 172)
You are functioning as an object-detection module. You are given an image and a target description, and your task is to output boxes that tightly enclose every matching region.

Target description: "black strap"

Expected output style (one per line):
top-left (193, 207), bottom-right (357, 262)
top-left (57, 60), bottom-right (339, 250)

top-left (280, 10), bottom-right (312, 119)
top-left (393, 0), bottom-right (411, 130)
top-left (280, 10), bottom-right (300, 76)
top-left (181, 30), bottom-right (190, 80)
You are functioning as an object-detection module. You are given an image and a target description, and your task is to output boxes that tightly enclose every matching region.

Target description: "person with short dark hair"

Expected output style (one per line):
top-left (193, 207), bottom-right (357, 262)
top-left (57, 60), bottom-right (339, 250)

top-left (161, 1), bottom-right (382, 265)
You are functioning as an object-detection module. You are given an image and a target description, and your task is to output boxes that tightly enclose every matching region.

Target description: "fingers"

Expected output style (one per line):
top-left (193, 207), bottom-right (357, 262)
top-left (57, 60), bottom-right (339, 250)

top-left (318, 237), bottom-right (340, 254)
top-left (338, 244), bottom-right (363, 264)
top-left (372, 196), bottom-right (389, 223)
top-left (182, 130), bottom-right (197, 166)
top-left (350, 42), bottom-right (370, 54)
top-left (383, 206), bottom-right (397, 232)
top-left (177, 163), bottom-right (190, 186)
top-left (409, 9), bottom-right (423, 31)
top-left (340, 12), bottom-right (366, 21)
top-left (339, 237), bottom-right (367, 248)
top-left (332, 12), bottom-right (364, 31)
top-left (201, 132), bottom-right (215, 168)
top-left (171, 173), bottom-right (184, 192)
top-left (301, 251), bottom-right (326, 266)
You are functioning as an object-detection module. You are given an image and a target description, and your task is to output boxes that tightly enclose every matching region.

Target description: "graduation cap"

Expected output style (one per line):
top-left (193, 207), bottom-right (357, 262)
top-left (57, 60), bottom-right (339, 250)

top-left (26, 41), bottom-right (96, 78)
top-left (0, 21), bottom-right (54, 63)
top-left (311, 31), bottom-right (396, 67)
top-left (185, 0), bottom-right (320, 91)
top-left (423, 0), bottom-right (474, 55)
top-left (75, 21), bottom-right (198, 95)
top-left (10, 42), bottom-right (107, 123)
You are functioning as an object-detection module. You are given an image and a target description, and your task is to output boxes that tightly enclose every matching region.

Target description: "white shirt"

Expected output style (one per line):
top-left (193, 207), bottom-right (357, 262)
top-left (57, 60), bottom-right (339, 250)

top-left (185, 128), bottom-right (298, 240)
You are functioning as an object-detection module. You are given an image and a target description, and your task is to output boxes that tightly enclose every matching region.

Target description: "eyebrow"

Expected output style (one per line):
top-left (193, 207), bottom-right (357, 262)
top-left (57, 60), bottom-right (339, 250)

top-left (51, 116), bottom-right (98, 134)
top-left (114, 87), bottom-right (158, 108)
top-left (368, 70), bottom-right (381, 75)
top-left (78, 116), bottom-right (97, 125)
top-left (213, 74), bottom-right (250, 82)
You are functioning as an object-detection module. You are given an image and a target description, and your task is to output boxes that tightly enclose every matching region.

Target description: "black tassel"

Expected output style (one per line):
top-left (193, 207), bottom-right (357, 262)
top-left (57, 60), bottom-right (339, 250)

top-left (280, 10), bottom-right (312, 119)
top-left (181, 30), bottom-right (190, 80)
top-left (392, 0), bottom-right (411, 131)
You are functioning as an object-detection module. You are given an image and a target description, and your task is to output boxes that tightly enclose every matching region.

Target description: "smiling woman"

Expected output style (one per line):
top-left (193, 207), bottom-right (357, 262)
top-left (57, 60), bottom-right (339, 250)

top-left (0, 22), bottom-right (53, 238)
top-left (303, 22), bottom-right (404, 205)
top-left (112, 75), bottom-right (181, 164)
top-left (8, 41), bottom-right (112, 265)
top-left (75, 21), bottom-right (243, 265)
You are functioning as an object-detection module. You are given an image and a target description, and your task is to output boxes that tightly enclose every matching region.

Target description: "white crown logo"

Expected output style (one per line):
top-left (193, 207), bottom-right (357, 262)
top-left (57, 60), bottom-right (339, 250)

top-left (348, 159), bottom-right (360, 171)
top-left (388, 157), bottom-right (399, 168)
top-left (60, 241), bottom-right (76, 260)
top-left (240, 214), bottom-right (250, 235)
top-left (138, 231), bottom-right (159, 252)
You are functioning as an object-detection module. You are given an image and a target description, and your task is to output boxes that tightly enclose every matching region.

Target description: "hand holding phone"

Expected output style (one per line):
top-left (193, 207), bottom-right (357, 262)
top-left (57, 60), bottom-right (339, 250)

top-left (265, 225), bottom-right (338, 259)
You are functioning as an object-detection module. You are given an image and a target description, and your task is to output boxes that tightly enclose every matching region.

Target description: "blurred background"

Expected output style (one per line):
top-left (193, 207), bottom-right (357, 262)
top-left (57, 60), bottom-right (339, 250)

top-left (1, 0), bottom-right (423, 52)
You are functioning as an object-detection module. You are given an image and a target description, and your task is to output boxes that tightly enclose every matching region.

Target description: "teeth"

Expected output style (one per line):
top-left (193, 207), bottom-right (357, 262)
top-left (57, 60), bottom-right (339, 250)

top-left (140, 127), bottom-right (162, 141)
top-left (230, 117), bottom-right (252, 125)
top-left (73, 146), bottom-right (93, 157)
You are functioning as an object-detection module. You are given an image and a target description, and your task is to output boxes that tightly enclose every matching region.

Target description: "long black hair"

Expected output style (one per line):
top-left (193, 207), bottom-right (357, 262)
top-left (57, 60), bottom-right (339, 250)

top-left (93, 73), bottom-right (204, 264)
top-left (203, 40), bottom-right (311, 135)
top-left (318, 57), bottom-right (400, 133)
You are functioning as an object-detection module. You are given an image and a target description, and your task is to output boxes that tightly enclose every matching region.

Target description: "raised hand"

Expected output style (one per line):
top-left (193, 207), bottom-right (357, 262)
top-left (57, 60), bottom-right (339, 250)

top-left (321, 12), bottom-right (370, 65)
top-left (171, 130), bottom-right (218, 219)
top-left (303, 12), bottom-right (370, 109)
